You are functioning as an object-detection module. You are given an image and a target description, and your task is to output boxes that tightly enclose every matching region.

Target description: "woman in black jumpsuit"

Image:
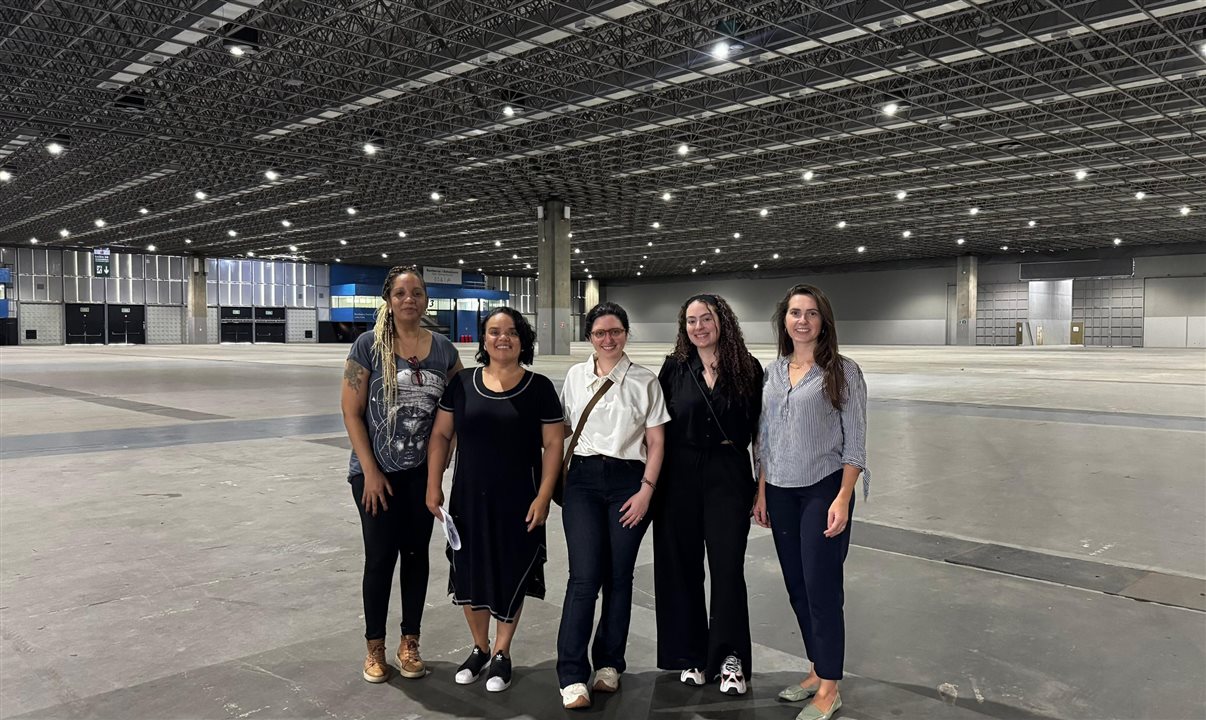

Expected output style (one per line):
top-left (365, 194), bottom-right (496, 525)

top-left (654, 293), bottom-right (763, 695)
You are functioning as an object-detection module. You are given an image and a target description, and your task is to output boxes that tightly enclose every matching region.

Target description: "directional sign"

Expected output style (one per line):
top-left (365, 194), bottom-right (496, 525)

top-left (92, 247), bottom-right (111, 277)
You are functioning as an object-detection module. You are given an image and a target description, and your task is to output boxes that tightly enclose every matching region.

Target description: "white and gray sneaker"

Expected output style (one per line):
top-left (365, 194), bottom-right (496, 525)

top-left (719, 655), bottom-right (746, 695)
top-left (680, 668), bottom-right (706, 686)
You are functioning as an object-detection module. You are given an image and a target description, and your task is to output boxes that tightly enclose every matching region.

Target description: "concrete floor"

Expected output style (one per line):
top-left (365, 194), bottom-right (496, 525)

top-left (1, 342), bottom-right (1204, 720)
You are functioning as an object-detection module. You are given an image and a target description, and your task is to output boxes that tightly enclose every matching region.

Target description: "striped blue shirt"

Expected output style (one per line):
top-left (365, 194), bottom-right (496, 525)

top-left (758, 356), bottom-right (870, 497)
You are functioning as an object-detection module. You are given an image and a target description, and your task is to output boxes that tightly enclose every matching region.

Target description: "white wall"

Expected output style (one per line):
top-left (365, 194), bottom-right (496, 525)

top-left (604, 266), bottom-right (953, 345)
top-left (1143, 276), bottom-right (1206, 348)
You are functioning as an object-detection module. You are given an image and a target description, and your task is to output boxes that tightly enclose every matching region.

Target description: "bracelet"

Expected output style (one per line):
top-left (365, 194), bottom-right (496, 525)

top-left (640, 478), bottom-right (657, 491)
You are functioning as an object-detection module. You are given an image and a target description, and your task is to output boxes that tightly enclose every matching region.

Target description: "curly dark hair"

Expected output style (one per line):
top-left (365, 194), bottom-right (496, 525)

top-left (671, 293), bottom-right (761, 406)
top-left (771, 284), bottom-right (847, 410)
top-left (475, 306), bottom-right (536, 366)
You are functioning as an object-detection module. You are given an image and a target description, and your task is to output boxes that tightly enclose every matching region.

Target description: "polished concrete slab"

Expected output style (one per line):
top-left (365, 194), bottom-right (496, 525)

top-left (1, 342), bottom-right (1203, 720)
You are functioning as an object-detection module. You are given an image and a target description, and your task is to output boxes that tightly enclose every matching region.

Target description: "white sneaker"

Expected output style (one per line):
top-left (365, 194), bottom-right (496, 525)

top-left (560, 682), bottom-right (591, 709)
top-left (680, 668), bottom-right (706, 686)
top-left (719, 655), bottom-right (746, 695)
top-left (592, 666), bottom-right (620, 693)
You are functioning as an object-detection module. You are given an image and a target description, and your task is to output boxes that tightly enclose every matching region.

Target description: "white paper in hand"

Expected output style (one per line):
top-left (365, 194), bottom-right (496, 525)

top-left (438, 505), bottom-right (461, 551)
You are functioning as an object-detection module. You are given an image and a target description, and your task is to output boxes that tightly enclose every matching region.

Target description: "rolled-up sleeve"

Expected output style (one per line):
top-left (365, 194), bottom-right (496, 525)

top-left (839, 360), bottom-right (870, 497)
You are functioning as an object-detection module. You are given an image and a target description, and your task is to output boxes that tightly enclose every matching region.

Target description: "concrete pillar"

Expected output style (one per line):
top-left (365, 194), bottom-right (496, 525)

top-left (955, 255), bottom-right (977, 346)
top-left (536, 199), bottom-right (571, 355)
top-left (186, 255), bottom-right (208, 344)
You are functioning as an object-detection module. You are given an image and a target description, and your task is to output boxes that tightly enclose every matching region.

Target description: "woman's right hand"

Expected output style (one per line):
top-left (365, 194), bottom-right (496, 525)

top-left (426, 486), bottom-right (445, 521)
top-left (752, 489), bottom-right (770, 528)
top-left (362, 470), bottom-right (393, 517)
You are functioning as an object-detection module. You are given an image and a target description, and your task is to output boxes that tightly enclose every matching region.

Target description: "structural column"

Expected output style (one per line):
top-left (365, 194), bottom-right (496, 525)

top-left (186, 255), bottom-right (208, 344)
top-left (955, 255), bottom-right (977, 346)
top-left (536, 198), bottom-right (571, 355)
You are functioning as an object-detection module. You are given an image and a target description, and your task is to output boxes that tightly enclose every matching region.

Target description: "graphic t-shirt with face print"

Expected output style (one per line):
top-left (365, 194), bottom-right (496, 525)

top-left (347, 330), bottom-right (460, 477)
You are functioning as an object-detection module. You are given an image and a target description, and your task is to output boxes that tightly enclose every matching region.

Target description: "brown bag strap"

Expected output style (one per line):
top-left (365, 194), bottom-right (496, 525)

top-left (562, 379), bottom-right (614, 477)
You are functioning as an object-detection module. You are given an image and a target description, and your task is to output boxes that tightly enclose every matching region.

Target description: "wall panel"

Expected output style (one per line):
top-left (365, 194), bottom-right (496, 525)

top-left (146, 306), bottom-right (184, 344)
top-left (18, 303), bottom-right (63, 345)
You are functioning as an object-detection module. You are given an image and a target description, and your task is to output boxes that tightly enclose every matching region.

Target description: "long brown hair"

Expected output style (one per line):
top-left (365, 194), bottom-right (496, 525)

top-left (771, 284), bottom-right (847, 410)
top-left (671, 293), bottom-right (760, 406)
top-left (372, 265), bottom-right (427, 435)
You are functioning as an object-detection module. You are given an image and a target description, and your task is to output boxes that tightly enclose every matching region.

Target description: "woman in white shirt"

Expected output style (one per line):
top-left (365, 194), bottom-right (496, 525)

top-left (556, 302), bottom-right (670, 710)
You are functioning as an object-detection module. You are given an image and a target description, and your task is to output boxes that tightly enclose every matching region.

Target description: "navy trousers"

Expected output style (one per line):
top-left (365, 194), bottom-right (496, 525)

top-left (764, 469), bottom-right (855, 680)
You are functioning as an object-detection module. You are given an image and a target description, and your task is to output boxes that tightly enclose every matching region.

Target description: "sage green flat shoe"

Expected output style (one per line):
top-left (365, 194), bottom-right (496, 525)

top-left (778, 683), bottom-right (820, 702)
top-left (794, 692), bottom-right (842, 720)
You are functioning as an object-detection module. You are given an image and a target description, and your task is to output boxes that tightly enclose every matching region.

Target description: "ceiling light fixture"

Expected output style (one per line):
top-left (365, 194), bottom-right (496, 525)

top-left (714, 248), bottom-right (721, 254)
top-left (194, 190), bottom-right (207, 200)
top-left (94, 218), bottom-right (106, 228)
top-left (494, 239), bottom-right (501, 247)
top-left (29, 237), bottom-right (37, 244)
top-left (138, 207), bottom-right (149, 215)
top-left (857, 246), bottom-right (866, 253)
top-left (662, 192), bottom-right (672, 201)
top-left (969, 207), bottom-right (980, 215)
top-left (430, 191), bottom-right (441, 202)
top-left (502, 105), bottom-right (515, 117)
top-left (227, 229), bottom-right (238, 237)
top-left (288, 245), bottom-right (298, 251)
top-left (895, 190), bottom-right (907, 200)
top-left (636, 271), bottom-right (642, 276)
top-left (651, 222), bottom-right (660, 229)
top-left (647, 241), bottom-right (653, 247)
top-left (753, 263), bottom-right (759, 269)
top-left (335, 258), bottom-right (342, 263)
top-left (512, 253), bottom-right (519, 259)
top-left (1113, 237), bottom-right (1122, 246)
top-left (772, 253), bottom-right (780, 259)
top-left (1001, 245), bottom-right (1009, 250)
top-left (346, 206), bottom-right (357, 215)
top-left (229, 46), bottom-right (245, 57)
top-left (1075, 169), bottom-right (1088, 180)
top-left (956, 238), bottom-right (966, 245)
top-left (525, 263), bottom-right (532, 269)
top-left (339, 239), bottom-right (348, 245)
top-left (45, 141), bottom-right (64, 155)
top-left (574, 247), bottom-right (580, 254)
top-left (0, 170), bottom-right (11, 182)
top-left (1180, 206), bottom-right (1191, 216)
top-left (59, 229), bottom-right (69, 237)
top-left (710, 41), bottom-right (730, 60)
top-left (837, 220), bottom-right (846, 229)
top-left (677, 143), bottom-right (689, 156)
top-left (1028, 220), bottom-right (1036, 227)
top-left (883, 102), bottom-right (900, 116)
top-left (1134, 191), bottom-right (1145, 200)
top-left (902, 230), bottom-right (911, 238)
top-left (733, 232), bottom-right (741, 239)
top-left (147, 244), bottom-right (157, 252)
top-left (759, 208), bottom-right (769, 217)
top-left (691, 268), bottom-right (697, 273)
top-left (281, 220), bottom-right (292, 227)
top-left (458, 259), bottom-right (464, 264)
top-left (363, 142), bottom-right (379, 155)
top-left (264, 170), bottom-right (279, 181)
top-left (246, 251), bottom-right (255, 257)
top-left (803, 170), bottom-right (815, 181)
top-left (184, 238), bottom-right (192, 244)
top-left (381, 253), bottom-right (388, 258)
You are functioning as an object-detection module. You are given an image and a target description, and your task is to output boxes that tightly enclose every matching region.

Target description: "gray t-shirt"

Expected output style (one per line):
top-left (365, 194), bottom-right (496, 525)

top-left (347, 330), bottom-right (460, 477)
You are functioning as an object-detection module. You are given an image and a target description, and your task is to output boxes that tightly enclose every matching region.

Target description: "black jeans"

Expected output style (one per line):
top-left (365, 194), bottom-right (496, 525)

top-left (350, 465), bottom-right (434, 640)
top-left (653, 445), bottom-right (754, 679)
top-left (556, 455), bottom-right (651, 687)
top-left (764, 469), bottom-right (855, 680)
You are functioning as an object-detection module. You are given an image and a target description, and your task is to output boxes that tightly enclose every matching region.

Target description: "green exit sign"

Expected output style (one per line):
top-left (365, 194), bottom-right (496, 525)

top-left (93, 247), bottom-right (111, 277)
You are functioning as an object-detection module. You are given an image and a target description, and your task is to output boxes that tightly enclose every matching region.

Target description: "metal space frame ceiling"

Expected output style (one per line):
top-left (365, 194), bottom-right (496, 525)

top-left (0, 0), bottom-right (1204, 279)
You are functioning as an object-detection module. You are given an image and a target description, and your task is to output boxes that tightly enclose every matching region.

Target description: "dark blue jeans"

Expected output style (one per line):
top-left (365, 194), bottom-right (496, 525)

top-left (556, 455), bottom-right (651, 686)
top-left (765, 469), bottom-right (855, 680)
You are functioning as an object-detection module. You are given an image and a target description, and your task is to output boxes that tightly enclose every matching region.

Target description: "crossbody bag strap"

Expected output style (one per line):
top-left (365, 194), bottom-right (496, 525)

top-left (562, 378), bottom-right (615, 475)
top-left (687, 364), bottom-right (735, 445)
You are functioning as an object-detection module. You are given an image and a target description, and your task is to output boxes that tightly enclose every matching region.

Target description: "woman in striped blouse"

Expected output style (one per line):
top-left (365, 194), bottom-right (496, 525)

top-left (753, 284), bottom-right (869, 720)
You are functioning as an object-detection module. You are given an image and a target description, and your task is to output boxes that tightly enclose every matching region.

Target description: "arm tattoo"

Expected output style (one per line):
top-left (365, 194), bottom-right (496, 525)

top-left (344, 359), bottom-right (366, 391)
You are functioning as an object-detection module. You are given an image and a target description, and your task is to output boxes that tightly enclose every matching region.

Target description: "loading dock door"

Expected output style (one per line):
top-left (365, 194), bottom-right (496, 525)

top-left (65, 303), bottom-right (106, 344)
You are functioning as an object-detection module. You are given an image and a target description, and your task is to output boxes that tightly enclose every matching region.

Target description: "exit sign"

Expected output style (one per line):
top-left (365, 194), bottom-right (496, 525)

top-left (93, 247), bottom-right (111, 277)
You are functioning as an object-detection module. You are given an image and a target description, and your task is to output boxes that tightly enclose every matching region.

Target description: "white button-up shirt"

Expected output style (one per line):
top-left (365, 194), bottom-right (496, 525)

top-left (561, 353), bottom-right (670, 462)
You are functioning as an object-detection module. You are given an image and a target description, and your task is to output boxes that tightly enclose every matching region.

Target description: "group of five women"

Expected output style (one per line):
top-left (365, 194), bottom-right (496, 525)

top-left (340, 265), bottom-right (869, 720)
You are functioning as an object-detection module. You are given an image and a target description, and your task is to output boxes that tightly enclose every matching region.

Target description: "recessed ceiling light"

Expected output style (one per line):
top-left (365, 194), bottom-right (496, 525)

top-left (574, 247), bottom-right (580, 254)
top-left (772, 253), bottom-right (780, 259)
top-left (1074, 169), bottom-right (1088, 180)
top-left (1180, 206), bottom-right (1191, 216)
top-left (883, 102), bottom-right (900, 116)
top-left (753, 263), bottom-right (759, 269)
top-left (969, 207), bottom-right (979, 215)
top-left (803, 170), bottom-right (815, 181)
top-left (502, 105), bottom-right (515, 117)
top-left (59, 229), bottom-right (69, 237)
top-left (264, 170), bottom-right (279, 181)
top-left (639, 264), bottom-right (644, 269)
top-left (857, 246), bottom-right (866, 253)
top-left (647, 241), bottom-right (653, 247)
top-left (147, 244), bottom-right (157, 252)
top-left (227, 229), bottom-right (238, 237)
top-left (636, 271), bottom-right (642, 276)
top-left (288, 245), bottom-right (298, 251)
top-left (94, 218), bottom-right (106, 228)
top-left (642, 255), bottom-right (648, 259)
top-left (494, 239), bottom-right (501, 247)
top-left (1001, 245), bottom-right (1009, 250)
top-left (1028, 220), bottom-right (1036, 227)
top-left (335, 258), bottom-right (342, 262)
top-left (902, 230), bottom-right (911, 238)
top-left (194, 190), bottom-right (207, 200)
top-left (677, 143), bottom-right (689, 156)
top-left (714, 248), bottom-right (721, 254)
top-left (956, 238), bottom-right (966, 245)
top-left (381, 252), bottom-right (388, 258)
top-left (281, 220), bottom-right (292, 227)
top-left (837, 220), bottom-right (846, 229)
top-left (396, 231), bottom-right (407, 238)
top-left (430, 191), bottom-right (441, 201)
top-left (363, 142), bottom-right (379, 155)
top-left (246, 251), bottom-right (255, 257)
top-left (512, 253), bottom-right (519, 259)
top-left (662, 192), bottom-right (672, 201)
top-left (476, 268), bottom-right (482, 272)
top-left (588, 274), bottom-right (593, 279)
top-left (138, 207), bottom-right (149, 215)
top-left (339, 239), bottom-right (348, 245)
top-left (184, 238), bottom-right (192, 244)
top-left (29, 237), bottom-right (37, 244)
top-left (758, 208), bottom-right (770, 218)
top-left (700, 260), bottom-right (707, 265)
top-left (525, 263), bottom-right (532, 269)
top-left (895, 190), bottom-right (907, 200)
top-left (0, 170), bottom-right (11, 182)
top-left (651, 222), bottom-right (660, 229)
top-left (1113, 237), bottom-right (1122, 245)
top-left (45, 142), bottom-right (64, 155)
top-left (733, 232), bottom-right (741, 239)
top-left (581, 260), bottom-right (586, 264)
top-left (458, 259), bottom-right (464, 264)
top-left (691, 268), bottom-right (697, 273)
top-left (346, 206), bottom-right (357, 215)
top-left (1134, 191), bottom-right (1145, 200)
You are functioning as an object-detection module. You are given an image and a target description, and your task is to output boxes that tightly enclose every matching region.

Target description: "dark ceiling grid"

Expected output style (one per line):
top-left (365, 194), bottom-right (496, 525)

top-left (0, 0), bottom-right (1202, 279)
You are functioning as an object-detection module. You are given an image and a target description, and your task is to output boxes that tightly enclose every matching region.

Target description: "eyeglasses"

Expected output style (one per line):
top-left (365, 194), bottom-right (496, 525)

top-left (590, 328), bottom-right (627, 340)
top-left (405, 355), bottom-right (424, 386)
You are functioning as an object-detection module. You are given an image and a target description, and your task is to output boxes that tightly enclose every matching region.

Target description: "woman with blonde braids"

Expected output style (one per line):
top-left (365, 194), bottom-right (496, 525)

top-left (653, 293), bottom-right (763, 695)
top-left (341, 266), bottom-right (463, 684)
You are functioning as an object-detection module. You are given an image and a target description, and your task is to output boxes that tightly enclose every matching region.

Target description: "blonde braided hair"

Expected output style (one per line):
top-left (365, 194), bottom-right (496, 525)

top-left (372, 266), bottom-right (427, 438)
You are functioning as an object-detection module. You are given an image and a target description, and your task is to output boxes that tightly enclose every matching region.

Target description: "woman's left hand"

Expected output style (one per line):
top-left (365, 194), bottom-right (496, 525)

top-left (823, 495), bottom-right (850, 538)
top-left (526, 496), bottom-right (551, 532)
top-left (619, 486), bottom-right (652, 529)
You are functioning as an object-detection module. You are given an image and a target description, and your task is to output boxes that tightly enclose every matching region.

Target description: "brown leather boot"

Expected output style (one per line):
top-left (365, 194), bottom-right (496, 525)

top-left (396, 634), bottom-right (426, 678)
top-left (363, 638), bottom-right (390, 683)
